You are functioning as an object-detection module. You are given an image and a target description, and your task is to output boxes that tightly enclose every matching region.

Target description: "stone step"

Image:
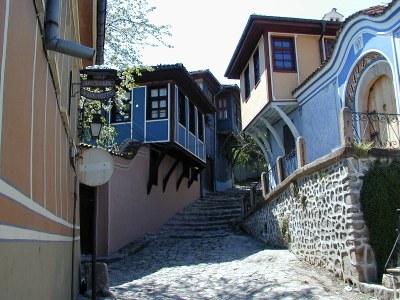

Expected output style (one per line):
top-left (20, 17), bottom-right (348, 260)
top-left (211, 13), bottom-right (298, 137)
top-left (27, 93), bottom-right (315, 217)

top-left (165, 230), bottom-right (231, 239)
top-left (166, 217), bottom-right (240, 226)
top-left (163, 224), bottom-right (233, 231)
top-left (177, 207), bottom-right (241, 215)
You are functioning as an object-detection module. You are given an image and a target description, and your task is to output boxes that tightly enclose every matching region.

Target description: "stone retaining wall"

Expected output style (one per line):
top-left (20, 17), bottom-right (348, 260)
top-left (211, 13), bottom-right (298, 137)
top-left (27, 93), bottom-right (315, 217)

top-left (243, 156), bottom-right (378, 285)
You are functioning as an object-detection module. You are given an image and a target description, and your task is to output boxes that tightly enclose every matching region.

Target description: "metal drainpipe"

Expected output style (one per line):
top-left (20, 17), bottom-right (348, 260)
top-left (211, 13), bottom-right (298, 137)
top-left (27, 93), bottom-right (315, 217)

top-left (45, 0), bottom-right (95, 60)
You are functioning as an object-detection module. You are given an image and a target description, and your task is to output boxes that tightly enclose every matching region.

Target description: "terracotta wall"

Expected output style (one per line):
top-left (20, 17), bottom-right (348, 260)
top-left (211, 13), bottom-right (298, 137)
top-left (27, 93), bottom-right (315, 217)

top-left (97, 146), bottom-right (201, 256)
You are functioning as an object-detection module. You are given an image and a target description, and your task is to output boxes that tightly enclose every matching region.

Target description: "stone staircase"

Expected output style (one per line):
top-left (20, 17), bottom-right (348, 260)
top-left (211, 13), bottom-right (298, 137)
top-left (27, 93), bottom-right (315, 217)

top-left (160, 190), bottom-right (246, 238)
top-left (120, 189), bottom-right (247, 255)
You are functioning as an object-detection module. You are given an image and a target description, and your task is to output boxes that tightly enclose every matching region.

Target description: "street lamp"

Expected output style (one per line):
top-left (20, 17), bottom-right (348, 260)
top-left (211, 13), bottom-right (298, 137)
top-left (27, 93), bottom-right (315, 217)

top-left (90, 114), bottom-right (103, 139)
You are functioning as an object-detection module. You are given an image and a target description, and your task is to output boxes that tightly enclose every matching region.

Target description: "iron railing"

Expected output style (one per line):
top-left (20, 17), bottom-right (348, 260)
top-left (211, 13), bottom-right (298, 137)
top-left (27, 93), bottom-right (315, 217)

top-left (352, 112), bottom-right (400, 149)
top-left (282, 149), bottom-right (298, 179)
top-left (242, 164), bottom-right (279, 215)
top-left (265, 163), bottom-right (279, 194)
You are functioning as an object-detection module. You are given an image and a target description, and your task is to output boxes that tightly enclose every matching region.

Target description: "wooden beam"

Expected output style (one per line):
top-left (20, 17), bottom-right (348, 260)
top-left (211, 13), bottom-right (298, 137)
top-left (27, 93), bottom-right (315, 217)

top-left (163, 159), bottom-right (179, 192)
top-left (147, 149), bottom-right (166, 194)
top-left (188, 166), bottom-right (204, 188)
top-left (176, 163), bottom-right (189, 191)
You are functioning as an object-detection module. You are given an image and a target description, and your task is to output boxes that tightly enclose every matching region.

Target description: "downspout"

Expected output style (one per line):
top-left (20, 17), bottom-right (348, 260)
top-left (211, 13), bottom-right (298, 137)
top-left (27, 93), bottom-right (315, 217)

top-left (45, 0), bottom-right (95, 60)
top-left (319, 21), bottom-right (327, 63)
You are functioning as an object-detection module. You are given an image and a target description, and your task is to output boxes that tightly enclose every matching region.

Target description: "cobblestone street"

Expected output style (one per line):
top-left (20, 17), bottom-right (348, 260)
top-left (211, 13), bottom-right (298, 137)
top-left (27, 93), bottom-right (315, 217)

top-left (90, 191), bottom-right (377, 300)
top-left (107, 234), bottom-right (373, 300)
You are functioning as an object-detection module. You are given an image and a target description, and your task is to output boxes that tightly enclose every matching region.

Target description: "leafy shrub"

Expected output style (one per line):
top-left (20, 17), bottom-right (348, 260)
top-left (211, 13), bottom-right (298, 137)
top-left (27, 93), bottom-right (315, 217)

top-left (360, 159), bottom-right (400, 280)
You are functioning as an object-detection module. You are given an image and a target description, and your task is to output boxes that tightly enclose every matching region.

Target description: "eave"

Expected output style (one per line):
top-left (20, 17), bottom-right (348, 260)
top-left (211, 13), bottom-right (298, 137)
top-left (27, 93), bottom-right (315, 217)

top-left (243, 100), bottom-right (298, 132)
top-left (225, 15), bottom-right (341, 79)
top-left (134, 64), bottom-right (215, 114)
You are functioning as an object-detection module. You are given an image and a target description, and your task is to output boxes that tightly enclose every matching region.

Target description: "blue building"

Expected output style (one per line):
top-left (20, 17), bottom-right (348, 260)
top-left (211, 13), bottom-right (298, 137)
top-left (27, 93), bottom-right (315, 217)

top-left (191, 70), bottom-right (241, 193)
top-left (225, 2), bottom-right (400, 192)
top-left (108, 64), bottom-right (215, 193)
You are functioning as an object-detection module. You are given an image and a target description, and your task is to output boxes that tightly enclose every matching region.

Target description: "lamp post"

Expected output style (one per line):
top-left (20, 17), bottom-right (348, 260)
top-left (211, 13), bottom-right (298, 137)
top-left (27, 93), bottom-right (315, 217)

top-left (90, 120), bottom-right (102, 300)
top-left (90, 114), bottom-right (103, 140)
top-left (79, 68), bottom-right (118, 300)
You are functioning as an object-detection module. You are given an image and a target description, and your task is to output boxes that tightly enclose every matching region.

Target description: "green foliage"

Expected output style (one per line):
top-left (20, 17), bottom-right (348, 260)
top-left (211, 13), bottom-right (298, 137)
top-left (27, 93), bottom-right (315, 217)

top-left (79, 67), bottom-right (148, 148)
top-left (105, 0), bottom-right (172, 68)
top-left (360, 159), bottom-right (400, 280)
top-left (352, 141), bottom-right (374, 158)
top-left (279, 217), bottom-right (291, 245)
top-left (232, 135), bottom-right (266, 166)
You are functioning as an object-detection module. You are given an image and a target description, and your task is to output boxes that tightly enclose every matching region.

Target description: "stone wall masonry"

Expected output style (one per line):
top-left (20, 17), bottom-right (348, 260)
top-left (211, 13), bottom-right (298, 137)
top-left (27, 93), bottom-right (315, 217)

top-left (243, 154), bottom-right (379, 285)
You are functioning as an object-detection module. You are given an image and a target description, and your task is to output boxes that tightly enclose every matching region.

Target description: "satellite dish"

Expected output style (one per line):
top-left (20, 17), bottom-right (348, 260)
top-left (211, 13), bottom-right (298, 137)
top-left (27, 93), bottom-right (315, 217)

top-left (78, 148), bottom-right (114, 186)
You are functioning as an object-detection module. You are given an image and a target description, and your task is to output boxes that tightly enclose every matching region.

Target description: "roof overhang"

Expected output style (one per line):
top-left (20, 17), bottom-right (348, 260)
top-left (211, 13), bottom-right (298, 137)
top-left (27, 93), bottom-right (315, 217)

top-left (225, 15), bottom-right (341, 79)
top-left (243, 100), bottom-right (298, 132)
top-left (135, 64), bottom-right (215, 114)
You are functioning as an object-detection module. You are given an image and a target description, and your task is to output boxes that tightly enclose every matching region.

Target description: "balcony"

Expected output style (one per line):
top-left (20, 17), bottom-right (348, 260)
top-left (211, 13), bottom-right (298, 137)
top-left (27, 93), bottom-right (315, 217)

top-left (352, 112), bottom-right (400, 149)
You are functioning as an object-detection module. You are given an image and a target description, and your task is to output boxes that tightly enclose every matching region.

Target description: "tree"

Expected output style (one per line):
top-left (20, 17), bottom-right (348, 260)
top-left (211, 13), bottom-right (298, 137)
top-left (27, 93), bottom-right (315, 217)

top-left (105, 0), bottom-right (172, 68)
top-left (232, 135), bottom-right (266, 166)
top-left (79, 1), bottom-right (172, 148)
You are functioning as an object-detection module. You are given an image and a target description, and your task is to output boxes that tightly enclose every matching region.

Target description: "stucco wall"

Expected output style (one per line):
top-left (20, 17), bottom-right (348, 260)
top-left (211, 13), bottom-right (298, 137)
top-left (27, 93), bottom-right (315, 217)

top-left (0, 240), bottom-right (80, 299)
top-left (240, 36), bottom-right (269, 129)
top-left (243, 156), bottom-right (377, 284)
top-left (101, 146), bottom-right (201, 255)
top-left (300, 80), bottom-right (342, 163)
top-left (0, 1), bottom-right (92, 298)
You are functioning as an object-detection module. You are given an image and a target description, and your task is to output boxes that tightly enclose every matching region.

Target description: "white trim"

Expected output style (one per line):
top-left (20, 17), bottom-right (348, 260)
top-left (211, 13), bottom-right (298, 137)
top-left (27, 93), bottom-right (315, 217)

top-left (30, 24), bottom-right (38, 198)
top-left (253, 127), bottom-right (272, 154)
top-left (144, 86), bottom-right (147, 141)
top-left (268, 32), bottom-right (275, 100)
top-left (130, 90), bottom-right (134, 139)
top-left (260, 117), bottom-right (285, 154)
top-left (247, 132), bottom-right (270, 164)
top-left (0, 179), bottom-right (78, 229)
top-left (271, 103), bottom-right (300, 139)
top-left (44, 68), bottom-right (48, 208)
top-left (168, 83), bottom-right (171, 141)
top-left (295, 7), bottom-right (400, 99)
top-left (0, 0), bottom-right (10, 171)
top-left (0, 224), bottom-right (78, 242)
top-left (294, 34), bottom-right (300, 85)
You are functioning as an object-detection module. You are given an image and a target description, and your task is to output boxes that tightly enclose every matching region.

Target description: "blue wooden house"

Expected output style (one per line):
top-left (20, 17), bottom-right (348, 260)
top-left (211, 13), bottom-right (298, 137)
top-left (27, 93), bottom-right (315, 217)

top-left (108, 64), bottom-right (215, 193)
top-left (191, 70), bottom-right (241, 192)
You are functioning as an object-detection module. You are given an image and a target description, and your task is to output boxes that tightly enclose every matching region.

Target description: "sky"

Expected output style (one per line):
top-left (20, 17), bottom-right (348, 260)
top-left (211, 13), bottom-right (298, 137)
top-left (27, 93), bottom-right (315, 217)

top-left (141, 0), bottom-right (389, 85)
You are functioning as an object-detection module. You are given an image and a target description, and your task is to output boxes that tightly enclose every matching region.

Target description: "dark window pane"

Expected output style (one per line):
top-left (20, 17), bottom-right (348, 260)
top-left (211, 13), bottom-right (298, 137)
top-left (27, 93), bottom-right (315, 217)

top-left (272, 37), bottom-right (296, 72)
top-left (189, 102), bottom-right (195, 134)
top-left (198, 111), bottom-right (204, 141)
top-left (147, 86), bottom-right (168, 120)
top-left (244, 66), bottom-right (250, 99)
top-left (178, 90), bottom-right (186, 126)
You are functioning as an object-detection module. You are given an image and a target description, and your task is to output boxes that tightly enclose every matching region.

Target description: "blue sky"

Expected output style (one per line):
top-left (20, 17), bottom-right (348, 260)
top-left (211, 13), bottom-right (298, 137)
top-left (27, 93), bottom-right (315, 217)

top-left (141, 0), bottom-right (388, 84)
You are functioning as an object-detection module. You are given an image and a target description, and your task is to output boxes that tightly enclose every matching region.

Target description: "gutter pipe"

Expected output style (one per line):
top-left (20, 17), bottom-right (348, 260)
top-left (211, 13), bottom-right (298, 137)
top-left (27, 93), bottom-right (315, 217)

top-left (45, 0), bottom-right (95, 60)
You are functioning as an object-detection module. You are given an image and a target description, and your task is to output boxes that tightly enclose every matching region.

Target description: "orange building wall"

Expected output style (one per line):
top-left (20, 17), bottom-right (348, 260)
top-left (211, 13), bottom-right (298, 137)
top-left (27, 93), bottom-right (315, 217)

top-left (0, 0), bottom-right (95, 298)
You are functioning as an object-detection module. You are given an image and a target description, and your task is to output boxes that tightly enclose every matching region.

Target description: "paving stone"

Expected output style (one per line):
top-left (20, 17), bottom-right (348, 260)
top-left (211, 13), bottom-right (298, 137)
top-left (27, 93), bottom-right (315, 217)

top-left (79, 189), bottom-right (374, 300)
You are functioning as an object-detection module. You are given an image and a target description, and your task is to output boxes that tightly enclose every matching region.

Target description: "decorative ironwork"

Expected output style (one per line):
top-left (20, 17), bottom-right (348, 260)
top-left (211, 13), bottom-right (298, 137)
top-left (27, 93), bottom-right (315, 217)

top-left (265, 164), bottom-right (279, 194)
top-left (345, 52), bottom-right (385, 111)
top-left (282, 149), bottom-right (298, 179)
top-left (250, 180), bottom-right (263, 205)
top-left (352, 112), bottom-right (400, 148)
top-left (242, 164), bottom-right (279, 214)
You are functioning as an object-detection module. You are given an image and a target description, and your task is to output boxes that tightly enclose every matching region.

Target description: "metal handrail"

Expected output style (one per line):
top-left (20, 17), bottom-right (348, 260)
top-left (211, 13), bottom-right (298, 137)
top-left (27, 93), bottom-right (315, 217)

top-left (282, 149), bottom-right (298, 179)
top-left (352, 112), bottom-right (400, 149)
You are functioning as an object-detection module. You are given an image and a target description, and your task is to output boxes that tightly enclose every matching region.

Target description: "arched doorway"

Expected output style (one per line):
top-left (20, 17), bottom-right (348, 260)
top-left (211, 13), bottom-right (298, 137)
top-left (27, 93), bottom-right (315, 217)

top-left (345, 52), bottom-right (399, 148)
top-left (366, 75), bottom-right (398, 147)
